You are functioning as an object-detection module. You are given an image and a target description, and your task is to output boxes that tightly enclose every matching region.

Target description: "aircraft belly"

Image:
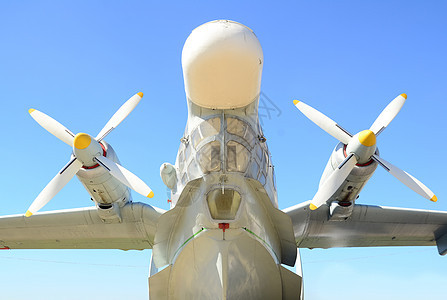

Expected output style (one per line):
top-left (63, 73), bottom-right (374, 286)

top-left (150, 229), bottom-right (283, 300)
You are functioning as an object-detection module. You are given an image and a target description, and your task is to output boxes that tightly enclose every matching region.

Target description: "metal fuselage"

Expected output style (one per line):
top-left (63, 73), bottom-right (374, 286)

top-left (148, 20), bottom-right (301, 299)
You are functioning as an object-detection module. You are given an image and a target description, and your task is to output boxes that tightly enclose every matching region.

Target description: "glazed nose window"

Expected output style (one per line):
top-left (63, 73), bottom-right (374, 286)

top-left (226, 117), bottom-right (256, 147)
top-left (226, 141), bottom-right (249, 172)
top-left (207, 189), bottom-right (241, 220)
top-left (197, 141), bottom-right (221, 173)
top-left (191, 117), bottom-right (221, 149)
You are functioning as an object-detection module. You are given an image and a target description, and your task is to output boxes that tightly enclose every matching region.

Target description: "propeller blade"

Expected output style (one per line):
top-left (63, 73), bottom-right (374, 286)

top-left (96, 92), bottom-right (143, 141)
top-left (293, 100), bottom-right (352, 144)
top-left (310, 153), bottom-right (358, 210)
top-left (29, 109), bottom-right (75, 146)
top-left (94, 155), bottom-right (154, 198)
top-left (369, 94), bottom-right (407, 136)
top-left (25, 158), bottom-right (83, 217)
top-left (372, 155), bottom-right (437, 202)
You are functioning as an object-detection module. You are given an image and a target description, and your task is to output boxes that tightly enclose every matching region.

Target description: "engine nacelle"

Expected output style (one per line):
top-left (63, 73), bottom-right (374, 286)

top-left (320, 142), bottom-right (379, 204)
top-left (76, 141), bottom-right (131, 207)
top-left (329, 201), bottom-right (354, 221)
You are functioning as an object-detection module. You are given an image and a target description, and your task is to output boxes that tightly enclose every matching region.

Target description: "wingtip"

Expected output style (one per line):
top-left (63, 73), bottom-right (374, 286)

top-left (28, 108), bottom-right (36, 114)
top-left (25, 210), bottom-right (33, 217)
top-left (293, 100), bottom-right (300, 105)
top-left (147, 191), bottom-right (154, 198)
top-left (137, 92), bottom-right (144, 98)
top-left (309, 203), bottom-right (318, 210)
top-left (400, 93), bottom-right (407, 99)
top-left (431, 195), bottom-right (438, 202)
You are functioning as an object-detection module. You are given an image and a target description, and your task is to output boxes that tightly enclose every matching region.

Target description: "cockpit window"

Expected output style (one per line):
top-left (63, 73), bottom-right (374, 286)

top-left (264, 152), bottom-right (269, 173)
top-left (192, 117), bottom-right (221, 149)
top-left (226, 141), bottom-right (249, 172)
top-left (177, 146), bottom-right (184, 172)
top-left (207, 189), bottom-right (241, 220)
top-left (259, 173), bottom-right (266, 185)
top-left (226, 117), bottom-right (255, 147)
top-left (255, 145), bottom-right (263, 161)
top-left (197, 140), bottom-right (221, 173)
top-left (249, 159), bottom-right (260, 178)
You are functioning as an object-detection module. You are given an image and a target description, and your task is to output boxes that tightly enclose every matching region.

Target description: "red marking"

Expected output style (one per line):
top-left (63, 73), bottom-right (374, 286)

top-left (343, 144), bottom-right (374, 167)
top-left (82, 142), bottom-right (107, 169)
top-left (82, 163), bottom-right (100, 169)
top-left (338, 201), bottom-right (352, 207)
top-left (219, 223), bottom-right (230, 233)
top-left (0, 246), bottom-right (10, 250)
top-left (167, 199), bottom-right (172, 203)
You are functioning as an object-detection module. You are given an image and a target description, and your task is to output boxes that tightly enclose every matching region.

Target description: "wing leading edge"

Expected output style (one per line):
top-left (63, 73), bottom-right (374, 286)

top-left (284, 201), bottom-right (447, 256)
top-left (0, 202), bottom-right (164, 250)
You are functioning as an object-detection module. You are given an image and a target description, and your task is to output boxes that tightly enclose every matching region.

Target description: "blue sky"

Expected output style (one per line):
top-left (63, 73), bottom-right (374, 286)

top-left (1, 1), bottom-right (446, 299)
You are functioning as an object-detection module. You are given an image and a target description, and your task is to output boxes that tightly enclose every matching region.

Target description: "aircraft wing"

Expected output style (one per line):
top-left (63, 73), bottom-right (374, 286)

top-left (283, 201), bottom-right (447, 255)
top-left (0, 202), bottom-right (164, 250)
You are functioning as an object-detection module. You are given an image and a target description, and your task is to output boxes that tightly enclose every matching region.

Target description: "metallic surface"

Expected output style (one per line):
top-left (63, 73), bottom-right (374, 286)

top-left (76, 142), bottom-right (131, 206)
top-left (0, 202), bottom-right (164, 249)
top-left (285, 201), bottom-right (447, 250)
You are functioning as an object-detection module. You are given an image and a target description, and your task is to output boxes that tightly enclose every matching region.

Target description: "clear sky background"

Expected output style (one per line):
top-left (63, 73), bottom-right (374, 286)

top-left (1, 1), bottom-right (446, 299)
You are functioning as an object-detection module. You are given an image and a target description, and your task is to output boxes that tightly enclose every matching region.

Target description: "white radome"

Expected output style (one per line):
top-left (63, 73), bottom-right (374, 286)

top-left (182, 20), bottom-right (264, 109)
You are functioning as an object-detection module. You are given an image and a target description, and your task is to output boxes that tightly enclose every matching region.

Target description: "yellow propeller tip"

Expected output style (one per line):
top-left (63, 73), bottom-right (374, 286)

top-left (28, 108), bottom-right (36, 114)
top-left (430, 195), bottom-right (438, 202)
top-left (293, 100), bottom-right (300, 105)
top-left (25, 211), bottom-right (33, 217)
top-left (137, 92), bottom-right (144, 98)
top-left (147, 191), bottom-right (154, 198)
top-left (400, 93), bottom-right (407, 99)
top-left (309, 203), bottom-right (318, 210)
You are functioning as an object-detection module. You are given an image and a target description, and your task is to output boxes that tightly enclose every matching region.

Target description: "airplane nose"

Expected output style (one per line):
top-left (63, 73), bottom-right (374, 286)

top-left (182, 20), bottom-right (264, 109)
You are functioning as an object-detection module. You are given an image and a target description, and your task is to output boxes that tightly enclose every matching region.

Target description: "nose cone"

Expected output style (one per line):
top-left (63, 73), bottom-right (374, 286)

top-left (74, 133), bottom-right (92, 150)
top-left (182, 20), bottom-right (263, 109)
top-left (358, 130), bottom-right (376, 147)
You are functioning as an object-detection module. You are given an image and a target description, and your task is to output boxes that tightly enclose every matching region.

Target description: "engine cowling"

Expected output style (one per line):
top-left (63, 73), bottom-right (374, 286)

top-left (320, 142), bottom-right (379, 205)
top-left (76, 141), bottom-right (131, 207)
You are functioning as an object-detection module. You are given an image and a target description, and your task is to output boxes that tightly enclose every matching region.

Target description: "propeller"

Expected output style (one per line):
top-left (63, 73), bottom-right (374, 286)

top-left (293, 93), bottom-right (436, 210)
top-left (26, 92), bottom-right (154, 217)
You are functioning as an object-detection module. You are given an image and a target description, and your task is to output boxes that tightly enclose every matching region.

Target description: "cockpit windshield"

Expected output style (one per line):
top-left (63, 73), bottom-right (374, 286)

top-left (197, 140), bottom-right (221, 173)
top-left (191, 117), bottom-right (221, 149)
top-left (191, 116), bottom-right (258, 174)
top-left (226, 141), bottom-right (249, 172)
top-left (181, 115), bottom-right (270, 186)
top-left (226, 117), bottom-right (256, 147)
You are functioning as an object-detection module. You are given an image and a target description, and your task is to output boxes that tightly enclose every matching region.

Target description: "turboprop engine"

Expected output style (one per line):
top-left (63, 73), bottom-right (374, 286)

top-left (26, 92), bottom-right (154, 217)
top-left (320, 142), bottom-right (379, 204)
top-left (75, 140), bottom-right (130, 207)
top-left (293, 93), bottom-right (436, 211)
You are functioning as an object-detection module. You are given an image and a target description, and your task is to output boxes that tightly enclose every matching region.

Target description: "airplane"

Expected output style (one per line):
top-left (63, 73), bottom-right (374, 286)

top-left (1, 19), bottom-right (446, 299)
